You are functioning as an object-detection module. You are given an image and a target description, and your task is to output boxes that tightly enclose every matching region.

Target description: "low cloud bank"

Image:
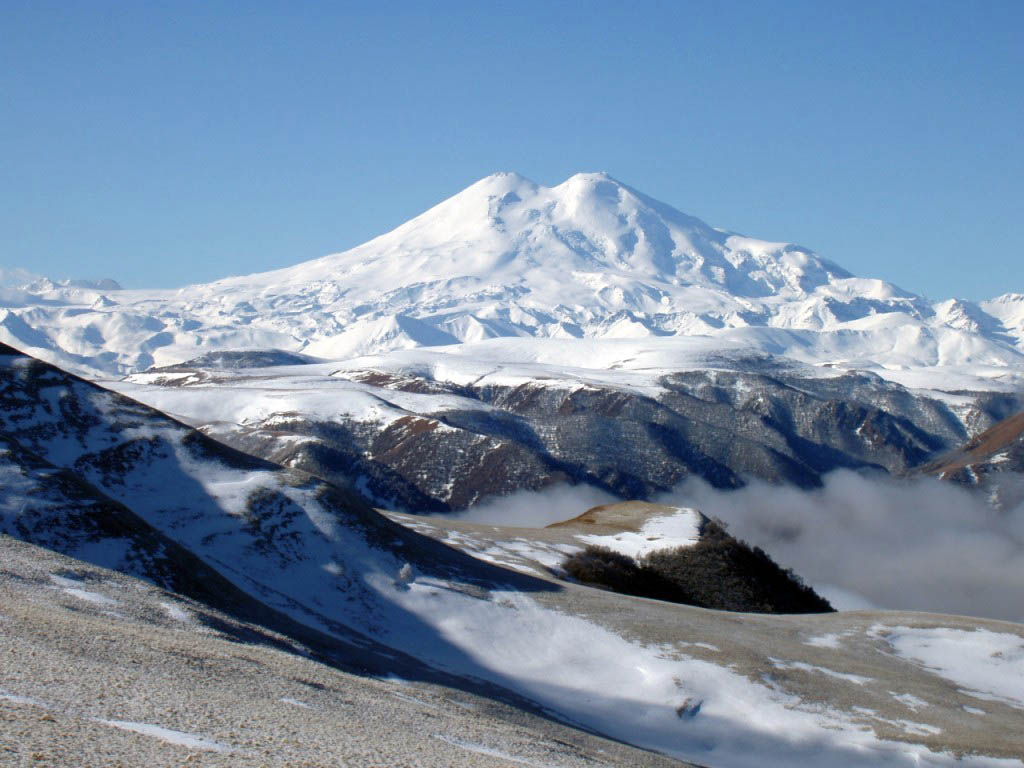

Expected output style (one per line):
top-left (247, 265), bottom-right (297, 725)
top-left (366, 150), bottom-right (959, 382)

top-left (449, 484), bottom-right (618, 528)
top-left (0, 267), bottom-right (41, 287)
top-left (445, 471), bottom-right (1024, 623)
top-left (655, 471), bottom-right (1024, 623)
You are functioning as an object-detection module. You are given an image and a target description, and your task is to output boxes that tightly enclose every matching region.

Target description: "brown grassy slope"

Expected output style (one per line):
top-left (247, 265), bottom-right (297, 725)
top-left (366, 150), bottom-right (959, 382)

top-left (917, 410), bottom-right (1024, 478)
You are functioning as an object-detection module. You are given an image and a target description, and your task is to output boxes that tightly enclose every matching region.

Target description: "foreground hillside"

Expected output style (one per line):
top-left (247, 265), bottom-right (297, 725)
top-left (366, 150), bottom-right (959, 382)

top-left (0, 536), bottom-right (678, 768)
top-left (3, 342), bottom-right (1024, 766)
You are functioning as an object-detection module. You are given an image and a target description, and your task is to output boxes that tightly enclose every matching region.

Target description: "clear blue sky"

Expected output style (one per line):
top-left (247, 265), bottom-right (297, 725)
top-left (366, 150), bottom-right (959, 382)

top-left (2, 1), bottom-right (1022, 300)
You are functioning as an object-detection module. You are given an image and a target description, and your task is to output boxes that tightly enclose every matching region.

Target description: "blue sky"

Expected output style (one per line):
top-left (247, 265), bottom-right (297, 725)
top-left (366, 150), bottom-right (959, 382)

top-left (2, 1), bottom-right (1021, 300)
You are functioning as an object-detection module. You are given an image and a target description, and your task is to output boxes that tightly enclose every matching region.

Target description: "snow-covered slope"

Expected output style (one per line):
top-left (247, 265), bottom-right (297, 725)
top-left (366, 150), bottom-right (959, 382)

top-left (1, 172), bottom-right (1021, 387)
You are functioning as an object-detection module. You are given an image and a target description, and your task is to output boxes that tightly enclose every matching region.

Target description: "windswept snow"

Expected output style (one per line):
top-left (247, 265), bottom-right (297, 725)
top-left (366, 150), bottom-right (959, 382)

top-left (432, 734), bottom-right (560, 767)
top-left (59, 587), bottom-right (118, 606)
top-left (769, 659), bottom-right (873, 685)
top-left (278, 697), bottom-right (314, 709)
top-left (890, 693), bottom-right (929, 712)
top-left (0, 691), bottom-right (49, 709)
top-left (159, 601), bottom-right (192, 623)
top-left (95, 720), bottom-right (233, 752)
top-left (378, 582), bottom-right (1018, 767)
top-left (804, 633), bottom-right (845, 649)
top-left (876, 626), bottom-right (1024, 710)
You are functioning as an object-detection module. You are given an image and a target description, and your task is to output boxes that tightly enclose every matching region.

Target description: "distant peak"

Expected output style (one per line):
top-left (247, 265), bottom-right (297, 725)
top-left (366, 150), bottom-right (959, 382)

top-left (467, 171), bottom-right (538, 196)
top-left (565, 171), bottom-right (615, 182)
top-left (558, 171), bottom-right (624, 189)
top-left (480, 170), bottom-right (528, 183)
top-left (555, 171), bottom-right (635, 200)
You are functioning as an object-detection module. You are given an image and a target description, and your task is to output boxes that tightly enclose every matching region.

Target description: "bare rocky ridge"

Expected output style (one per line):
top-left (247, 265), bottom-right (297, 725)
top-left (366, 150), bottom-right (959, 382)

top-left (920, 410), bottom-right (1024, 483)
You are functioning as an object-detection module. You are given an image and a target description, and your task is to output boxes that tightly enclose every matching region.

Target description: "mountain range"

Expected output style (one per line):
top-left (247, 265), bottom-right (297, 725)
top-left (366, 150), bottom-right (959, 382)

top-left (2, 172), bottom-right (1023, 393)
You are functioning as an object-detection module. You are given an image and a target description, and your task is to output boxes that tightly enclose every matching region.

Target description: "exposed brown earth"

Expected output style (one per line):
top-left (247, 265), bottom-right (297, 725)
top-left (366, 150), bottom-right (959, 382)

top-left (918, 410), bottom-right (1024, 478)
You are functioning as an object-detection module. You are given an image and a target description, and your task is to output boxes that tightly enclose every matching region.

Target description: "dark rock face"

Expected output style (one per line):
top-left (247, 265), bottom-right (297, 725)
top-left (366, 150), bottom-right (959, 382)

top-left (194, 363), bottom-right (1017, 513)
top-left (150, 349), bottom-right (321, 371)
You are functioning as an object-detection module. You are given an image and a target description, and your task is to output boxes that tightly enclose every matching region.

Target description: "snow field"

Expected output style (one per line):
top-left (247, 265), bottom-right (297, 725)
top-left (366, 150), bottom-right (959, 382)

top-left (875, 626), bottom-right (1024, 710)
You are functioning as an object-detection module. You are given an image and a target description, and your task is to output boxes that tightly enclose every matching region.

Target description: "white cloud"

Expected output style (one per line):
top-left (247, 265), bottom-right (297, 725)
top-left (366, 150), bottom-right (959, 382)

top-left (655, 470), bottom-right (1024, 623)
top-left (449, 483), bottom-right (618, 528)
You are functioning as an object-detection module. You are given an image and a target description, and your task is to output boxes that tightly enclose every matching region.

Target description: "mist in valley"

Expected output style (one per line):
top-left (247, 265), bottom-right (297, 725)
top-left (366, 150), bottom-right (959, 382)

top-left (445, 471), bottom-right (1024, 623)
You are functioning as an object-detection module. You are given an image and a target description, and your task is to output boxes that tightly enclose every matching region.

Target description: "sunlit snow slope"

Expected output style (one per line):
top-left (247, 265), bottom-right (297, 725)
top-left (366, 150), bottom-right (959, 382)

top-left (2, 172), bottom-right (1022, 386)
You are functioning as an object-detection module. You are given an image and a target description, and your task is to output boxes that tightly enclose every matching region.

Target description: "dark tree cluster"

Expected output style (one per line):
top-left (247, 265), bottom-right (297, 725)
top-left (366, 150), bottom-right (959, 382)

top-left (562, 520), bottom-right (834, 614)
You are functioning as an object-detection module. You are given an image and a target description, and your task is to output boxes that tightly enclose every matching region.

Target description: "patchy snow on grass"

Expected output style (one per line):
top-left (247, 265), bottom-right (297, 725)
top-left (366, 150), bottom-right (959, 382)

top-left (850, 707), bottom-right (942, 736)
top-left (159, 601), bottom-right (192, 623)
top-left (875, 626), bottom-right (1024, 709)
top-left (96, 720), bottom-right (233, 752)
top-left (60, 587), bottom-right (119, 606)
top-left (890, 692), bottom-right (929, 712)
top-left (373, 578), bottom-right (1004, 768)
top-left (48, 574), bottom-right (86, 588)
top-left (681, 641), bottom-right (720, 652)
top-left (575, 506), bottom-right (702, 558)
top-left (0, 691), bottom-right (49, 708)
top-left (769, 659), bottom-right (873, 685)
top-left (279, 697), bottom-right (314, 709)
top-left (433, 529), bottom-right (577, 576)
top-left (432, 734), bottom-right (558, 768)
top-left (804, 633), bottom-right (844, 649)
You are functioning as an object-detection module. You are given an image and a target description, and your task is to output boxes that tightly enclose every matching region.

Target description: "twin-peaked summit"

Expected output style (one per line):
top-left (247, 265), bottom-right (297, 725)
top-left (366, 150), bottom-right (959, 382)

top-left (176, 169), bottom-right (925, 361)
top-left (218, 170), bottom-right (852, 301)
top-left (1, 171), bottom-right (1022, 380)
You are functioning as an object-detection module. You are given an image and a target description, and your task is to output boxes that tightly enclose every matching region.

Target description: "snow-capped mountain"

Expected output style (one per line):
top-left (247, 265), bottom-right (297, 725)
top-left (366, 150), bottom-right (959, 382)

top-left (1, 172), bottom-right (1022, 386)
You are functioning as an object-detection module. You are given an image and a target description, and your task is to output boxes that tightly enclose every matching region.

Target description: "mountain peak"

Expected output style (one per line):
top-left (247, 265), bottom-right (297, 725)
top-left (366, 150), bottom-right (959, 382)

top-left (562, 170), bottom-right (616, 184)
top-left (468, 171), bottom-right (537, 195)
top-left (470, 171), bottom-right (624, 201)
